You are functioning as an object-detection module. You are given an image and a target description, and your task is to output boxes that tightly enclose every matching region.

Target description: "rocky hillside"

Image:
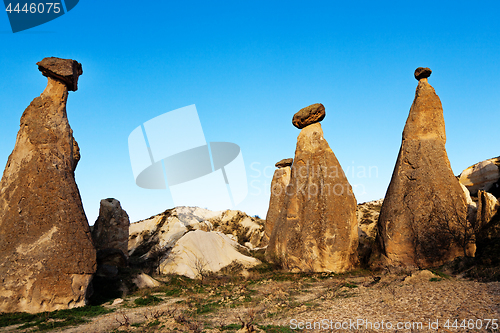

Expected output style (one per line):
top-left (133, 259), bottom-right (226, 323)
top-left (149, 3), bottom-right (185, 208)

top-left (128, 207), bottom-right (266, 277)
top-left (356, 199), bottom-right (383, 264)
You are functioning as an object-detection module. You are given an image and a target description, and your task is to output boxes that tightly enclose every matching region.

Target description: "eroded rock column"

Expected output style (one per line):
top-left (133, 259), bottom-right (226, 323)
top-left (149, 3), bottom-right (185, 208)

top-left (376, 68), bottom-right (469, 268)
top-left (263, 158), bottom-right (292, 244)
top-left (0, 57), bottom-right (96, 313)
top-left (266, 103), bottom-right (358, 272)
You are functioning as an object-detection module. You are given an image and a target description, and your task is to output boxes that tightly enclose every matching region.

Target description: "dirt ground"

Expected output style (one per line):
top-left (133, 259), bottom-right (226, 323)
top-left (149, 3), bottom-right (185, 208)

top-left (3, 269), bottom-right (500, 333)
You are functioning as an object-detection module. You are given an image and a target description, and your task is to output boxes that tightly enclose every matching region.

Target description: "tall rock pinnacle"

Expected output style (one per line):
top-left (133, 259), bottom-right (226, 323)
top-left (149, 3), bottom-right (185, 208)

top-left (0, 57), bottom-right (96, 313)
top-left (263, 159), bottom-right (292, 243)
top-left (266, 104), bottom-right (358, 272)
top-left (375, 68), bottom-right (470, 269)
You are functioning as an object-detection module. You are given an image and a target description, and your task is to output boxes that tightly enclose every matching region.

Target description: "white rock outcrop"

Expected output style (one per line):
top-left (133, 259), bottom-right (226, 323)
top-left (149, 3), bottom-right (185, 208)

top-left (159, 230), bottom-right (260, 279)
top-left (128, 206), bottom-right (265, 275)
top-left (460, 183), bottom-right (478, 224)
top-left (459, 157), bottom-right (500, 195)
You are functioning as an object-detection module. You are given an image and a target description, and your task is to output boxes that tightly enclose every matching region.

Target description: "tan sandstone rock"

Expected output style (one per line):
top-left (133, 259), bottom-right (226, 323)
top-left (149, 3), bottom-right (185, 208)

top-left (376, 69), bottom-right (469, 269)
top-left (0, 58), bottom-right (95, 313)
top-left (403, 270), bottom-right (439, 284)
top-left (263, 162), bottom-right (292, 243)
top-left (266, 120), bottom-right (358, 273)
top-left (92, 198), bottom-right (130, 257)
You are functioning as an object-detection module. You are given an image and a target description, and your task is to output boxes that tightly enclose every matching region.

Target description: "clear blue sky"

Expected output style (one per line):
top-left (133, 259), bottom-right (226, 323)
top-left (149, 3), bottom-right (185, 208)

top-left (1, 1), bottom-right (499, 224)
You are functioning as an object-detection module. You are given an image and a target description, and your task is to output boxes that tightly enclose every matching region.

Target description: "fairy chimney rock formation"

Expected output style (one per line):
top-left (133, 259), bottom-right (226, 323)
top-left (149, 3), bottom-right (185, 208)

top-left (266, 104), bottom-right (358, 272)
top-left (376, 67), bottom-right (468, 269)
top-left (92, 198), bottom-right (130, 257)
top-left (263, 159), bottom-right (292, 242)
top-left (0, 57), bottom-right (96, 313)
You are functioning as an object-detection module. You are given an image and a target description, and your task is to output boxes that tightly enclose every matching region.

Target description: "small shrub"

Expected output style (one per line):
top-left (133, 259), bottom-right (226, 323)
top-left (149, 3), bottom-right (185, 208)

top-left (134, 295), bottom-right (162, 306)
top-left (259, 325), bottom-right (294, 333)
top-left (147, 319), bottom-right (160, 327)
top-left (221, 323), bottom-right (241, 330)
top-left (430, 269), bottom-right (451, 279)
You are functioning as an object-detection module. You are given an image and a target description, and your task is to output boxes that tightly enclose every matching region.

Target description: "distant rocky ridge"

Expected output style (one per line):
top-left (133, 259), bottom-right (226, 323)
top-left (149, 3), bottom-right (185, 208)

top-left (127, 207), bottom-right (265, 278)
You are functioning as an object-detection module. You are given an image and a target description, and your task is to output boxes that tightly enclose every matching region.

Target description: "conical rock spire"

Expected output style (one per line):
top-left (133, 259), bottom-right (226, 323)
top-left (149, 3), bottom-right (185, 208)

top-left (0, 58), bottom-right (96, 313)
top-left (375, 68), bottom-right (469, 268)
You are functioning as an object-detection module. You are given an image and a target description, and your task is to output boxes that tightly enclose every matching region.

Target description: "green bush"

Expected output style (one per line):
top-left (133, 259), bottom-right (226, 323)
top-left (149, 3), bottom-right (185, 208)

top-left (0, 305), bottom-right (113, 330)
top-left (134, 295), bottom-right (162, 306)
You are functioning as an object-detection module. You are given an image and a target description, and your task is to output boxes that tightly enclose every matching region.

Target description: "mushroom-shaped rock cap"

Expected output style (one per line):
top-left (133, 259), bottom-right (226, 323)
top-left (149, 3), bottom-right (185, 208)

top-left (275, 158), bottom-right (293, 168)
top-left (292, 103), bottom-right (325, 129)
top-left (414, 67), bottom-right (432, 80)
top-left (37, 57), bottom-right (83, 91)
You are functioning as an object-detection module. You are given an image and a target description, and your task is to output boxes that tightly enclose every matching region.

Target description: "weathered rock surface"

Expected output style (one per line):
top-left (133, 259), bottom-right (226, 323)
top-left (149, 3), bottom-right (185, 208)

top-left (475, 192), bottom-right (500, 250)
top-left (92, 198), bottom-right (130, 257)
top-left (414, 67), bottom-right (432, 80)
top-left (461, 183), bottom-right (478, 226)
top-left (209, 210), bottom-right (266, 249)
top-left (159, 230), bottom-right (260, 279)
top-left (128, 207), bottom-right (265, 273)
top-left (275, 158), bottom-right (293, 168)
top-left (37, 57), bottom-right (83, 92)
top-left (263, 165), bottom-right (291, 243)
top-left (476, 190), bottom-right (500, 229)
top-left (376, 69), bottom-right (468, 269)
top-left (132, 273), bottom-right (162, 289)
top-left (266, 122), bottom-right (358, 272)
top-left (459, 156), bottom-right (500, 196)
top-left (403, 270), bottom-right (439, 284)
top-left (0, 58), bottom-right (95, 313)
top-left (357, 199), bottom-right (383, 264)
top-left (292, 103), bottom-right (325, 129)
